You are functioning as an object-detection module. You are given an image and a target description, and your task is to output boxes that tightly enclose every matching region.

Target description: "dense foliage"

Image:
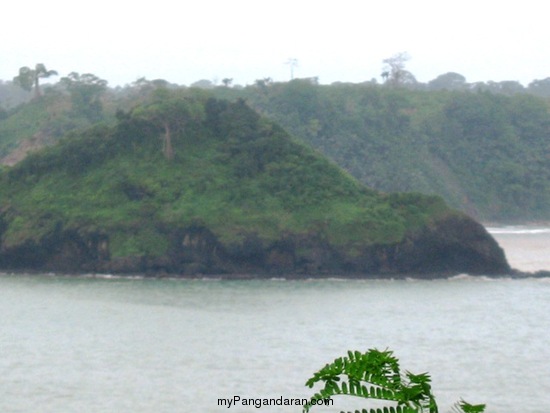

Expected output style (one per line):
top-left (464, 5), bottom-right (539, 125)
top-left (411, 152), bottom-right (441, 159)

top-left (226, 81), bottom-right (550, 221)
top-left (2, 71), bottom-right (549, 221)
top-left (304, 348), bottom-right (485, 413)
top-left (0, 91), bottom-right (451, 261)
top-left (0, 86), bottom-right (114, 162)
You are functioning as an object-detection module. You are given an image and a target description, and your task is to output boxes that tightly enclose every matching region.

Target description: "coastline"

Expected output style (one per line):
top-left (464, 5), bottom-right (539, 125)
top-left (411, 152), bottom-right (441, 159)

top-left (1, 268), bottom-right (548, 281)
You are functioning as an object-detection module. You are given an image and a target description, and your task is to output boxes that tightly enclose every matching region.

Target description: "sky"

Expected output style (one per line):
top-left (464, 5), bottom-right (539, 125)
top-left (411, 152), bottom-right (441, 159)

top-left (2, 0), bottom-right (549, 88)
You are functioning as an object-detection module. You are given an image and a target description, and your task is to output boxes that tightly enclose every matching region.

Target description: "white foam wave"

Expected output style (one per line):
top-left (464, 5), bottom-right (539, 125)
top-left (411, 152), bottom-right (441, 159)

top-left (447, 273), bottom-right (509, 282)
top-left (486, 226), bottom-right (550, 235)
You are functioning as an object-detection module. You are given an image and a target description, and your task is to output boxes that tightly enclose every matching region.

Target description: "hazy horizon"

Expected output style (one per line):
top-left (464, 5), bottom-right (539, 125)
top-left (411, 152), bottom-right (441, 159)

top-left (2, 0), bottom-right (549, 88)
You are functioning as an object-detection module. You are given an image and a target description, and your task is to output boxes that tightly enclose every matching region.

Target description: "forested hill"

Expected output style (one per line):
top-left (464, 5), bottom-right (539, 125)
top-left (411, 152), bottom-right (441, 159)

top-left (0, 91), bottom-right (509, 276)
top-left (2, 75), bottom-right (550, 221)
top-left (223, 81), bottom-right (550, 222)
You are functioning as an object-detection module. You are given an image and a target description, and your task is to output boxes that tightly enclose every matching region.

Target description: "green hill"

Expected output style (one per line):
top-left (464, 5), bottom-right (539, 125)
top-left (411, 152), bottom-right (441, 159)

top-left (219, 80), bottom-right (550, 222)
top-left (3, 78), bottom-right (550, 222)
top-left (0, 90), bottom-right (509, 276)
top-left (0, 90), bottom-right (113, 166)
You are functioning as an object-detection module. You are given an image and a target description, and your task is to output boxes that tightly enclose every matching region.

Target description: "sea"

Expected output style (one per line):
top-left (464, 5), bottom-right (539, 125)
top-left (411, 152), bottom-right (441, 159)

top-left (0, 225), bottom-right (549, 413)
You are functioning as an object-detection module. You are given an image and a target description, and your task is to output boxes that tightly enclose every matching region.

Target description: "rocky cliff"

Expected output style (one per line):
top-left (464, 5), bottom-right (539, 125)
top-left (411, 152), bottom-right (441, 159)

top-left (0, 213), bottom-right (510, 277)
top-left (0, 93), bottom-right (511, 278)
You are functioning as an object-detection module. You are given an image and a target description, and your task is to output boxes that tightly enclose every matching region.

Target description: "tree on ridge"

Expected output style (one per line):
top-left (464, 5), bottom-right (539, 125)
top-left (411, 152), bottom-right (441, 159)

top-left (13, 63), bottom-right (58, 99)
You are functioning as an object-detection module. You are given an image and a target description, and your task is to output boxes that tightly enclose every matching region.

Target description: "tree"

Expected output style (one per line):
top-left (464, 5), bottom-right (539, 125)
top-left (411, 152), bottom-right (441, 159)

top-left (0, 80), bottom-right (33, 107)
top-left (527, 77), bottom-right (550, 97)
top-left (428, 72), bottom-right (467, 91)
top-left (191, 79), bottom-right (215, 89)
top-left (131, 77), bottom-right (170, 91)
top-left (254, 77), bottom-right (272, 89)
top-left (399, 70), bottom-right (419, 87)
top-left (485, 80), bottom-right (524, 95)
top-left (60, 72), bottom-right (108, 122)
top-left (132, 88), bottom-right (205, 160)
top-left (382, 52), bottom-right (411, 86)
top-left (13, 63), bottom-right (58, 99)
top-left (222, 78), bottom-right (233, 87)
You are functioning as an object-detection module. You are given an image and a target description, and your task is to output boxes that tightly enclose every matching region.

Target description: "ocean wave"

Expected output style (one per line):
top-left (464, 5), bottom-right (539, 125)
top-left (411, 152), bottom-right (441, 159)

top-left (447, 273), bottom-right (512, 282)
top-left (486, 226), bottom-right (550, 234)
top-left (76, 273), bottom-right (146, 280)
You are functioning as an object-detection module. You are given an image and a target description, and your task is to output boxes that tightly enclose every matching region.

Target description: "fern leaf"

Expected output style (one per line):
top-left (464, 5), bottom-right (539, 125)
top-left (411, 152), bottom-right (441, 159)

top-left (319, 389), bottom-right (331, 398)
top-left (341, 381), bottom-right (349, 394)
top-left (383, 388), bottom-right (397, 400)
top-left (369, 386), bottom-right (377, 398)
top-left (453, 399), bottom-right (486, 413)
top-left (326, 381), bottom-right (339, 395)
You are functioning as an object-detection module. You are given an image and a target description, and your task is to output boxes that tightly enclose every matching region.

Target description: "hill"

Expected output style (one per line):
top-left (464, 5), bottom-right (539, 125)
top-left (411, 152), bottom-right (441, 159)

top-left (2, 78), bottom-right (550, 222)
top-left (0, 90), bottom-right (509, 277)
top-left (219, 80), bottom-right (550, 222)
top-left (0, 89), bottom-right (115, 166)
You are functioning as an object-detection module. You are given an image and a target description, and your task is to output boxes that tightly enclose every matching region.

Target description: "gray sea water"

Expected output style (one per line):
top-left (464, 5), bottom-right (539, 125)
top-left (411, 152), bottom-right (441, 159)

top-left (1, 226), bottom-right (549, 413)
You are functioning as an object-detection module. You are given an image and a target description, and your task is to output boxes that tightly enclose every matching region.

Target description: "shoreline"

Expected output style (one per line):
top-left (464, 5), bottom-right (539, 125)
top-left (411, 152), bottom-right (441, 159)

top-left (1, 268), bottom-right (548, 281)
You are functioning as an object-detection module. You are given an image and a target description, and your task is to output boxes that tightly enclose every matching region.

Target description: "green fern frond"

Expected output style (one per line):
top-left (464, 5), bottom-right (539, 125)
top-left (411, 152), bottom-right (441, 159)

top-left (303, 348), bottom-right (483, 413)
top-left (452, 399), bottom-right (486, 413)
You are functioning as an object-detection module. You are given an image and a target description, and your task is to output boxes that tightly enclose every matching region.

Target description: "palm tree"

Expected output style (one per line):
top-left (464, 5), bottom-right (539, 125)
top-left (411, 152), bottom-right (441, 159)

top-left (13, 63), bottom-right (58, 99)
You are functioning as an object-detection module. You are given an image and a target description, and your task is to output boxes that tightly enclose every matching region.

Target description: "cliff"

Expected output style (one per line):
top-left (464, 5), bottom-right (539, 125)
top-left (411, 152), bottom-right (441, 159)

top-left (0, 214), bottom-right (510, 277)
top-left (0, 92), bottom-right (510, 277)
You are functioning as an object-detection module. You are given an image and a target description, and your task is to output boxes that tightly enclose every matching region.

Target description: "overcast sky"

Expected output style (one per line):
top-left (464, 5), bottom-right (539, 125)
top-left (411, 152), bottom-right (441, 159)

top-left (2, 0), bottom-right (548, 87)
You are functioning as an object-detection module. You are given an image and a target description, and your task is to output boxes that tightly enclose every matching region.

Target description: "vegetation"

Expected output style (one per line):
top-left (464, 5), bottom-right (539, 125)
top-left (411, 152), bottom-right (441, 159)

top-left (0, 80), bottom-right (31, 108)
top-left (0, 98), bottom-right (105, 165)
top-left (12, 64), bottom-right (58, 99)
top-left (2, 64), bottom-right (550, 222)
top-left (225, 80), bottom-right (550, 221)
top-left (59, 72), bottom-right (108, 122)
top-left (0, 90), bottom-right (454, 265)
top-left (304, 348), bottom-right (485, 413)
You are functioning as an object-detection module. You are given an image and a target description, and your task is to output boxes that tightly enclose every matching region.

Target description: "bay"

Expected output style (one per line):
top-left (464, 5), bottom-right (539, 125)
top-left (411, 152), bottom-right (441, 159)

top-left (0, 227), bottom-right (549, 413)
top-left (488, 225), bottom-right (550, 273)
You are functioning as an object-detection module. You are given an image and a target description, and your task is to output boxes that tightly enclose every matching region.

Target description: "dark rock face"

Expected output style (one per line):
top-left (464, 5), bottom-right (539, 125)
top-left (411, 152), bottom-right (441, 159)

top-left (386, 214), bottom-right (511, 276)
top-left (0, 213), bottom-right (511, 278)
top-left (0, 227), bottom-right (110, 273)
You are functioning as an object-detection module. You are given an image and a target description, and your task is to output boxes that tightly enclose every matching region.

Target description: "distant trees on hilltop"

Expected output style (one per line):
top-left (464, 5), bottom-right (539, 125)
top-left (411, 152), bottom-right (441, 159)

top-left (12, 64), bottom-right (58, 99)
